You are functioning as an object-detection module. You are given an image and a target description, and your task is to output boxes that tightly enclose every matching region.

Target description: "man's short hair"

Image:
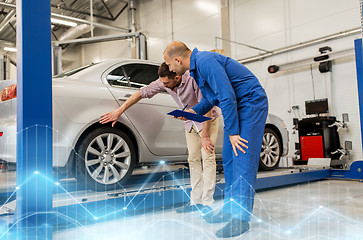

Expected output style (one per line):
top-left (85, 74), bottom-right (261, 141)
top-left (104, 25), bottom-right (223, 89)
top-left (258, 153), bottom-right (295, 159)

top-left (164, 41), bottom-right (191, 59)
top-left (158, 62), bottom-right (177, 79)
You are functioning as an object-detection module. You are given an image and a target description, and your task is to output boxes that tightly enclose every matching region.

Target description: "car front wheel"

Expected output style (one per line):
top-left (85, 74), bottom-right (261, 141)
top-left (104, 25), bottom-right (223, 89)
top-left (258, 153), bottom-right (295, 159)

top-left (74, 127), bottom-right (136, 191)
top-left (259, 128), bottom-right (282, 170)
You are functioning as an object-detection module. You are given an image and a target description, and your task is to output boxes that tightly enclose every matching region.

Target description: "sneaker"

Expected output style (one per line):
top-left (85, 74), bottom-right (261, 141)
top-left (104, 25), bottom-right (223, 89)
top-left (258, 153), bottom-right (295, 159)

top-left (204, 210), bottom-right (232, 223)
top-left (215, 218), bottom-right (250, 238)
top-left (176, 202), bottom-right (203, 213)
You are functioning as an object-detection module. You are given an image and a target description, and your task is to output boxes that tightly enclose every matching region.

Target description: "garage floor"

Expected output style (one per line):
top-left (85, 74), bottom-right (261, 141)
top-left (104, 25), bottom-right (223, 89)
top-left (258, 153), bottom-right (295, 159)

top-left (52, 179), bottom-right (363, 240)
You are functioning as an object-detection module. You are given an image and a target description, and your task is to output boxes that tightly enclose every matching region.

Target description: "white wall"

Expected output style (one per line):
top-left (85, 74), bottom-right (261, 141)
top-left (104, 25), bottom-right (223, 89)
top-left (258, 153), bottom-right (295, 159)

top-left (230, 0), bottom-right (362, 163)
top-left (137, 0), bottom-right (222, 62)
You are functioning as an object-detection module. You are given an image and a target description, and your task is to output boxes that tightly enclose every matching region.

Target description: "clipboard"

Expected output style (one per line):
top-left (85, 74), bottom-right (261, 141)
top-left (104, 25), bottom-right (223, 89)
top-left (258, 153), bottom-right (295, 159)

top-left (167, 109), bottom-right (212, 123)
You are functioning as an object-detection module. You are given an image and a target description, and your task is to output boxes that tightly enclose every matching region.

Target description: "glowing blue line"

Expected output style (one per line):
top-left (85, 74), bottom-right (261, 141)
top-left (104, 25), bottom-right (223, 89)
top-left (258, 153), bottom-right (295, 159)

top-left (124, 165), bottom-right (163, 208)
top-left (233, 175), bottom-right (273, 220)
top-left (56, 184), bottom-right (97, 218)
top-left (32, 172), bottom-right (97, 218)
top-left (287, 208), bottom-right (322, 232)
top-left (0, 189), bottom-right (17, 212)
top-left (130, 171), bottom-right (188, 211)
top-left (226, 199), bottom-right (255, 218)
top-left (99, 165), bottom-right (202, 219)
top-left (14, 173), bottom-right (37, 191)
top-left (98, 208), bottom-right (125, 219)
top-left (96, 165), bottom-right (168, 219)
top-left (323, 207), bottom-right (360, 223)
top-left (214, 184), bottom-right (225, 191)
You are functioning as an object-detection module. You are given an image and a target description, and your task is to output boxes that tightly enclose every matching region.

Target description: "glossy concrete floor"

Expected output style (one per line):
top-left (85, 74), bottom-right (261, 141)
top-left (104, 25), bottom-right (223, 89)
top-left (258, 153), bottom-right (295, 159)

top-left (53, 179), bottom-right (363, 240)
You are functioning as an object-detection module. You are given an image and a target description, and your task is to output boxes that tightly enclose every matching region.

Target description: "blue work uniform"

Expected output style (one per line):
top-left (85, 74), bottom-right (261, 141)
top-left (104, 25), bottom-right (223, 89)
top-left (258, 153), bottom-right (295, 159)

top-left (190, 48), bottom-right (268, 221)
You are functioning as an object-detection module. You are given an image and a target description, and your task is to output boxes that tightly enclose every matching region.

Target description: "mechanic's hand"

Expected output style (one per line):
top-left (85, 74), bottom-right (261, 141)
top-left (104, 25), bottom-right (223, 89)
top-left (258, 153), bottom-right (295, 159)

top-left (99, 109), bottom-right (122, 127)
top-left (175, 108), bottom-right (196, 121)
top-left (201, 137), bottom-right (215, 154)
top-left (229, 135), bottom-right (248, 156)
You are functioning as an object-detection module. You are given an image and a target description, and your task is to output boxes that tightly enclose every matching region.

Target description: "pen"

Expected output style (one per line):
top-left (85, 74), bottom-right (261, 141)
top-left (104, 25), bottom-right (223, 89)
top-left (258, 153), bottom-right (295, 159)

top-left (182, 104), bottom-right (188, 111)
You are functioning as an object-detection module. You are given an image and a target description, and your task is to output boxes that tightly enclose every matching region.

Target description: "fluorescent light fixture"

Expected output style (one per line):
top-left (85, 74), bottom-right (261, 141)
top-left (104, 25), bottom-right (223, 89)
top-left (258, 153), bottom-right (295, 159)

top-left (51, 18), bottom-right (77, 27)
top-left (4, 47), bottom-right (17, 52)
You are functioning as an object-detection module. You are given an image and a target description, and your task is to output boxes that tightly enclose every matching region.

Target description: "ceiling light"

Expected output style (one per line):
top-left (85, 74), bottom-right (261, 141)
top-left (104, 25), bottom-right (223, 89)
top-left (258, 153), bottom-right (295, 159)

top-left (4, 47), bottom-right (17, 52)
top-left (51, 18), bottom-right (77, 27)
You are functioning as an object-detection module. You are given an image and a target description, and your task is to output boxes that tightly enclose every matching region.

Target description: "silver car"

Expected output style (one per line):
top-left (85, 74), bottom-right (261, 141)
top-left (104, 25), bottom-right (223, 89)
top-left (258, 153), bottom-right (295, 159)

top-left (0, 59), bottom-right (288, 191)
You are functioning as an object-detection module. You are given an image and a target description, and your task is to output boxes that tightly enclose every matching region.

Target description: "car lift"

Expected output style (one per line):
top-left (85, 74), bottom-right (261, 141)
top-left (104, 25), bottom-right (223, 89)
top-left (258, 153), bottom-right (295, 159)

top-left (0, 161), bottom-right (362, 225)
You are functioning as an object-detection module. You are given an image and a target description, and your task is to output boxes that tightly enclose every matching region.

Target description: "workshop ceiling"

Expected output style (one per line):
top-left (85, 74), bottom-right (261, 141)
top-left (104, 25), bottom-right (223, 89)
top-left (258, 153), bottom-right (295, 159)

top-left (0, 0), bottom-right (129, 45)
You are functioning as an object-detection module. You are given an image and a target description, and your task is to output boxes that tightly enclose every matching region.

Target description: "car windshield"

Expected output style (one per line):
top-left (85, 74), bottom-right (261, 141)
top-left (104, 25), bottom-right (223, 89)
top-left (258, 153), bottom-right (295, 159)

top-left (53, 63), bottom-right (98, 78)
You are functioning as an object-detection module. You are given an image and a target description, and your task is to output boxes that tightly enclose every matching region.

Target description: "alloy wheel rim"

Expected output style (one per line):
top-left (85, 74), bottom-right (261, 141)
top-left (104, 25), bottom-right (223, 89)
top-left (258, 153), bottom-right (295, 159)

top-left (85, 133), bottom-right (131, 185)
top-left (260, 132), bottom-right (280, 167)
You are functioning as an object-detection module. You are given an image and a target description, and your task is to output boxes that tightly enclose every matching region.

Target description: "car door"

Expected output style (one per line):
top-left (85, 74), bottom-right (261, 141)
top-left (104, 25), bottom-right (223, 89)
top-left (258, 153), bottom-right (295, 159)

top-left (105, 62), bottom-right (188, 156)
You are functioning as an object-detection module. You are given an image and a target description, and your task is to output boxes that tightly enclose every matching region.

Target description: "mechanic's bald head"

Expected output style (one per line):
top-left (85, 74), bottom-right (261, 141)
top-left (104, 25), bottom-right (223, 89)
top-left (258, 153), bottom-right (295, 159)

top-left (163, 41), bottom-right (192, 76)
top-left (164, 41), bottom-right (191, 59)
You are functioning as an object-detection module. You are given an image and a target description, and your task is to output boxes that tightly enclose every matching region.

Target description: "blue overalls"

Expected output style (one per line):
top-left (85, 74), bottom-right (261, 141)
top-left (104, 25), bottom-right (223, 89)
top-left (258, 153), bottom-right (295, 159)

top-left (190, 48), bottom-right (268, 221)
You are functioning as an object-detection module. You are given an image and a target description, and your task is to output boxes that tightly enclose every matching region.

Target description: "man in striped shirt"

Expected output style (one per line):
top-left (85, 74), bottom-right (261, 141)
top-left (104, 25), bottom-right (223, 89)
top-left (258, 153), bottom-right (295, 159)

top-left (100, 62), bottom-right (220, 216)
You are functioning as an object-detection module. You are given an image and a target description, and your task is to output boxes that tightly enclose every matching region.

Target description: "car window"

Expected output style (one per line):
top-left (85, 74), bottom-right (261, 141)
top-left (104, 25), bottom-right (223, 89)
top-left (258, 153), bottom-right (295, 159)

top-left (106, 66), bottom-right (130, 87)
top-left (122, 63), bottom-right (159, 88)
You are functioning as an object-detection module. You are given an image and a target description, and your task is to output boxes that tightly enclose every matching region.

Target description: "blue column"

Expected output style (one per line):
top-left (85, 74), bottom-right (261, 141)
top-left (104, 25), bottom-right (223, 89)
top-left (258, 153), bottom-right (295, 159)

top-left (355, 38), bottom-right (363, 150)
top-left (14, 0), bottom-right (53, 238)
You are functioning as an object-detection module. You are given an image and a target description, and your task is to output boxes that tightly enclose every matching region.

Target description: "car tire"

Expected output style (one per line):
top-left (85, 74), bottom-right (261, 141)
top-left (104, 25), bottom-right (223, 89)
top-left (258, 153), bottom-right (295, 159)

top-left (74, 127), bottom-right (136, 191)
top-left (259, 128), bottom-right (282, 171)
